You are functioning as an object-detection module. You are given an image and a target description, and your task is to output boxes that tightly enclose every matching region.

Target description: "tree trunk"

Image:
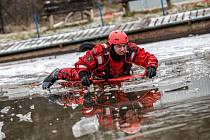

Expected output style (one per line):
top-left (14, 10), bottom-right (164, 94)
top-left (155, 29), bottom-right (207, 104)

top-left (0, 1), bottom-right (5, 33)
top-left (166, 0), bottom-right (172, 9)
top-left (122, 2), bottom-right (130, 16)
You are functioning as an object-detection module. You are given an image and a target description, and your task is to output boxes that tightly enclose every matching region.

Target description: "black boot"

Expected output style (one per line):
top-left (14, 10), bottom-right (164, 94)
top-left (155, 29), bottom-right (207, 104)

top-left (42, 68), bottom-right (60, 89)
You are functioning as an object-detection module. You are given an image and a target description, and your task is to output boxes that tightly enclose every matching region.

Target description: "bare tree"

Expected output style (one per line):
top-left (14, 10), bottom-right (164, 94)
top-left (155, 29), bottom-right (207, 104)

top-left (0, 1), bottom-right (5, 33)
top-left (166, 0), bottom-right (172, 9)
top-left (0, 0), bottom-right (43, 32)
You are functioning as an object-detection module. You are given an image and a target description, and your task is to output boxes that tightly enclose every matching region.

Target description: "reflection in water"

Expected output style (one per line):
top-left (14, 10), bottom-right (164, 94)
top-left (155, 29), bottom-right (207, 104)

top-left (49, 88), bottom-right (161, 137)
top-left (0, 75), bottom-right (210, 140)
top-left (0, 97), bottom-right (79, 140)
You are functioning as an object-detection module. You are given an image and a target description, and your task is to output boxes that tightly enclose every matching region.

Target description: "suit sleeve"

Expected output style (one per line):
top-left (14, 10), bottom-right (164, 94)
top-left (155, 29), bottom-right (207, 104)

top-left (75, 45), bottom-right (103, 76)
top-left (132, 44), bottom-right (158, 68)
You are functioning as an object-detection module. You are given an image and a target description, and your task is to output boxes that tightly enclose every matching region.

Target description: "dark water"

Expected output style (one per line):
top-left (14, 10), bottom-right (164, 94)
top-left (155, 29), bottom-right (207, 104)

top-left (1, 75), bottom-right (210, 140)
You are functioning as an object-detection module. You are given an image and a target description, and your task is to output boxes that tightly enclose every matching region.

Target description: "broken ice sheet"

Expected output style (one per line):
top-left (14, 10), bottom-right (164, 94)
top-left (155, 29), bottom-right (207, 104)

top-left (0, 122), bottom-right (6, 139)
top-left (52, 130), bottom-right (57, 134)
top-left (71, 103), bottom-right (79, 110)
top-left (16, 112), bottom-right (32, 122)
top-left (30, 105), bottom-right (35, 110)
top-left (0, 106), bottom-right (11, 114)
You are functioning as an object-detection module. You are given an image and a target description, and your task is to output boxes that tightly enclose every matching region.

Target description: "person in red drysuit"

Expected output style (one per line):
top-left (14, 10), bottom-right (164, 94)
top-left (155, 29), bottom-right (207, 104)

top-left (93, 90), bottom-right (161, 134)
top-left (42, 30), bottom-right (158, 89)
top-left (54, 89), bottom-right (161, 135)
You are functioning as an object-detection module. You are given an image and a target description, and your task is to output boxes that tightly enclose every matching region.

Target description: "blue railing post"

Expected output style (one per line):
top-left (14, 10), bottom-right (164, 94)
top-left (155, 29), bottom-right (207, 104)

top-left (33, 13), bottom-right (40, 38)
top-left (97, 3), bottom-right (104, 27)
top-left (160, 0), bottom-right (165, 16)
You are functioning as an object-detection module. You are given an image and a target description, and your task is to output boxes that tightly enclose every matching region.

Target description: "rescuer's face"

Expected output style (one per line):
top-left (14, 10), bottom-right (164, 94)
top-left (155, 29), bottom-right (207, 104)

top-left (114, 44), bottom-right (127, 55)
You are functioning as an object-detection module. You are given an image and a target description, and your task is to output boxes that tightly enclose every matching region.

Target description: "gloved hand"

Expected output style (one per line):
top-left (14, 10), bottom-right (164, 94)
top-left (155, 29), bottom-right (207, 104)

top-left (81, 76), bottom-right (92, 87)
top-left (79, 71), bottom-right (92, 87)
top-left (83, 93), bottom-right (94, 108)
top-left (42, 68), bottom-right (59, 89)
top-left (147, 66), bottom-right (157, 78)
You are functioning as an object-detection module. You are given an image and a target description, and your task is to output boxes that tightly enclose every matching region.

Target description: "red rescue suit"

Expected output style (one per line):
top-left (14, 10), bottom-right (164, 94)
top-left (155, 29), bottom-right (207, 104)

top-left (57, 42), bottom-right (158, 81)
top-left (81, 90), bottom-right (161, 132)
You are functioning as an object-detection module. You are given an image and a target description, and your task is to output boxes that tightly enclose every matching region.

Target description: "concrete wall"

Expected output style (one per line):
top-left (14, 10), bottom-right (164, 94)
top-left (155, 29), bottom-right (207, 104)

top-left (128, 0), bottom-right (198, 12)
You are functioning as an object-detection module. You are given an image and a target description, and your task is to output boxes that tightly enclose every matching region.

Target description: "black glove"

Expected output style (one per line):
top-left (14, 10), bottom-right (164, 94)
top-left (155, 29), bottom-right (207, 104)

top-left (42, 68), bottom-right (59, 89)
top-left (79, 71), bottom-right (92, 87)
top-left (83, 93), bottom-right (94, 108)
top-left (147, 66), bottom-right (157, 78)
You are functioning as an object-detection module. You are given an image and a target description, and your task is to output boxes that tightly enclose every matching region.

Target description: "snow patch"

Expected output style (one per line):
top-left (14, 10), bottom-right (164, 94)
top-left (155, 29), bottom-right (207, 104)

top-left (16, 112), bottom-right (32, 122)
